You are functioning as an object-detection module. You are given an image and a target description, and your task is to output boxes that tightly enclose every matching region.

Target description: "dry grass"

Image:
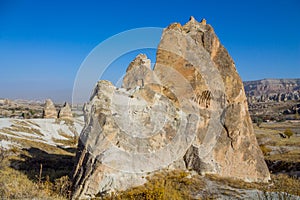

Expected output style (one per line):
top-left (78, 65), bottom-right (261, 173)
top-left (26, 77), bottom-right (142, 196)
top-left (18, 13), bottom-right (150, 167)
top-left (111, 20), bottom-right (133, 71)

top-left (265, 150), bottom-right (300, 162)
top-left (101, 171), bottom-right (300, 200)
top-left (270, 174), bottom-right (300, 196)
top-left (26, 120), bottom-right (41, 127)
top-left (0, 134), bottom-right (72, 156)
top-left (260, 145), bottom-right (272, 156)
top-left (0, 120), bottom-right (43, 137)
top-left (206, 174), bottom-right (300, 196)
top-left (53, 129), bottom-right (78, 147)
top-left (102, 170), bottom-right (206, 200)
top-left (206, 174), bottom-right (265, 190)
top-left (0, 119), bottom-right (77, 199)
top-left (52, 137), bottom-right (77, 147)
top-left (0, 148), bottom-right (70, 200)
top-left (0, 127), bottom-right (20, 137)
top-left (10, 123), bottom-right (43, 136)
top-left (254, 121), bottom-right (300, 162)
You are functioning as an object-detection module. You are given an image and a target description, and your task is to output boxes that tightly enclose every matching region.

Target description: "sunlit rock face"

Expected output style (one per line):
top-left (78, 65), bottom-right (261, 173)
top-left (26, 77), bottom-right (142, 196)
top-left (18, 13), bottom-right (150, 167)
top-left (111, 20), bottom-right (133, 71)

top-left (58, 102), bottom-right (73, 121)
top-left (71, 17), bottom-right (270, 199)
top-left (43, 99), bottom-right (57, 119)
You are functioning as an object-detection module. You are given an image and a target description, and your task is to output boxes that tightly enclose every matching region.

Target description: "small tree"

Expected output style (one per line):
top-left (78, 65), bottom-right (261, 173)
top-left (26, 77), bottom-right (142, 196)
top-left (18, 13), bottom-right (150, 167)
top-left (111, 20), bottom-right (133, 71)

top-left (29, 109), bottom-right (35, 116)
top-left (254, 117), bottom-right (263, 127)
top-left (295, 112), bottom-right (299, 120)
top-left (0, 148), bottom-right (8, 169)
top-left (284, 128), bottom-right (294, 139)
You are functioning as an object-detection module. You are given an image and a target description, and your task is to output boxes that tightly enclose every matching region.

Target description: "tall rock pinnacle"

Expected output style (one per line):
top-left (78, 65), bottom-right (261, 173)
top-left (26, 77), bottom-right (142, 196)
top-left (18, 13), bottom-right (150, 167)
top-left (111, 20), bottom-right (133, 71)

top-left (71, 17), bottom-right (270, 199)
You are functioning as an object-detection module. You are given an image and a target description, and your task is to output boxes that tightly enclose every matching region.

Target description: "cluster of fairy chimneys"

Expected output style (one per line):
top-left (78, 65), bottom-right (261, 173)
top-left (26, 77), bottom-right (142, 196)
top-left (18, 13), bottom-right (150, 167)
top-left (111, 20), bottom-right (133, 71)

top-left (42, 99), bottom-right (73, 121)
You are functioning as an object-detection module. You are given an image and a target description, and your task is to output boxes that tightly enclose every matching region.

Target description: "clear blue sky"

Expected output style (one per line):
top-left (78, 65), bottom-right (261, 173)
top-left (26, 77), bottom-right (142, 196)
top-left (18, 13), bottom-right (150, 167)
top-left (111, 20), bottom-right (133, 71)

top-left (0, 0), bottom-right (299, 102)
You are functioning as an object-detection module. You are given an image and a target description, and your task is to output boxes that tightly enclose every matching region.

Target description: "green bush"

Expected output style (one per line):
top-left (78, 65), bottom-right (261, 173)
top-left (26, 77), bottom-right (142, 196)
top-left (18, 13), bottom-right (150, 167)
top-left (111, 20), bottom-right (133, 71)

top-left (259, 145), bottom-right (272, 156)
top-left (254, 117), bottom-right (263, 127)
top-left (284, 129), bottom-right (294, 138)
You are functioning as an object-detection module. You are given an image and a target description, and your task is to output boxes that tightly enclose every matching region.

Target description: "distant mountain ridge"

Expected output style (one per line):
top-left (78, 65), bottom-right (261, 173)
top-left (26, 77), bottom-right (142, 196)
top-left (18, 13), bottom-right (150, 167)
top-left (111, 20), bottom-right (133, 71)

top-left (243, 78), bottom-right (300, 103)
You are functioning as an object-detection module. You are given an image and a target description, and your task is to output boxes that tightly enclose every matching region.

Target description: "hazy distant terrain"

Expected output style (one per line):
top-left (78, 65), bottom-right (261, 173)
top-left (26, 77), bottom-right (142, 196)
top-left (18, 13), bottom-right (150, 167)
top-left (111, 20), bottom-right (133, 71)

top-left (244, 79), bottom-right (300, 96)
top-left (244, 79), bottom-right (300, 105)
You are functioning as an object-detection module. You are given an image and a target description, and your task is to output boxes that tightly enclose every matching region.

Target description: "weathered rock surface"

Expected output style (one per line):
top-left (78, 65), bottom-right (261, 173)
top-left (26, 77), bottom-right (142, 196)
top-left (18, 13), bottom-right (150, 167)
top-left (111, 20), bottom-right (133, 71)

top-left (72, 17), bottom-right (270, 199)
top-left (122, 54), bottom-right (157, 89)
top-left (58, 102), bottom-right (73, 120)
top-left (42, 99), bottom-right (57, 119)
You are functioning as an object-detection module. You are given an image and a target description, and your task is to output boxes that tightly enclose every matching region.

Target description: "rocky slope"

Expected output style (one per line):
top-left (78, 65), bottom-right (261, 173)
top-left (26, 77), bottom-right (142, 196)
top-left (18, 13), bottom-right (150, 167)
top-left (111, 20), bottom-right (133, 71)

top-left (0, 117), bottom-right (84, 149)
top-left (244, 79), bottom-right (300, 103)
top-left (243, 79), bottom-right (300, 120)
top-left (72, 17), bottom-right (270, 199)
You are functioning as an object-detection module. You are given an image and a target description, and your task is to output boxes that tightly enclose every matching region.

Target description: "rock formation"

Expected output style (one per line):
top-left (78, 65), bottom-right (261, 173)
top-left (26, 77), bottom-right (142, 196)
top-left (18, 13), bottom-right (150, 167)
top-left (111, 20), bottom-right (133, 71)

top-left (58, 102), bottom-right (73, 120)
top-left (122, 54), bottom-right (156, 89)
top-left (72, 17), bottom-right (270, 199)
top-left (244, 79), bottom-right (300, 103)
top-left (42, 99), bottom-right (57, 118)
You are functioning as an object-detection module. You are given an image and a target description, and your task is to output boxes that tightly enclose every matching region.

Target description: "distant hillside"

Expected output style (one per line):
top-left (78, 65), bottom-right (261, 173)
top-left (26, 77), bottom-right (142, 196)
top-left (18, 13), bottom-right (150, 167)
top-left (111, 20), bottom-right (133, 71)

top-left (243, 79), bottom-right (300, 103)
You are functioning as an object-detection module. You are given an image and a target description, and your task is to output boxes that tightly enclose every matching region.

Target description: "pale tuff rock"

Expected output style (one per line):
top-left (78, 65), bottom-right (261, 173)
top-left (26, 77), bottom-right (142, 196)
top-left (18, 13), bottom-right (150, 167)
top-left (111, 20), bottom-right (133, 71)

top-left (42, 99), bottom-right (57, 119)
top-left (122, 54), bottom-right (158, 89)
top-left (72, 17), bottom-right (270, 199)
top-left (58, 102), bottom-right (73, 120)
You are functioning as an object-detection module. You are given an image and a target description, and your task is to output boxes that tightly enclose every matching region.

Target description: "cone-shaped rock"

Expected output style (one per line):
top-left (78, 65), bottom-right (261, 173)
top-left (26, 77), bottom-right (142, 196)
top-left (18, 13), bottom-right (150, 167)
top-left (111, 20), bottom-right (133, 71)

top-left (43, 99), bottom-right (57, 119)
top-left (58, 102), bottom-right (73, 120)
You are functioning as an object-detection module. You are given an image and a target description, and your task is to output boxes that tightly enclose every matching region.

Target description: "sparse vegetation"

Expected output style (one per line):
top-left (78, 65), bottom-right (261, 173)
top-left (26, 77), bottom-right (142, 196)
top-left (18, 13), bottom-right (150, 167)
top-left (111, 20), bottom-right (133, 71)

top-left (284, 128), bottom-right (294, 138)
top-left (0, 146), bottom-right (73, 200)
top-left (0, 165), bottom-right (71, 199)
top-left (0, 99), bottom-right (299, 199)
top-left (254, 117), bottom-right (263, 127)
top-left (0, 148), bottom-right (8, 169)
top-left (99, 171), bottom-right (300, 200)
top-left (254, 121), bottom-right (300, 162)
top-left (56, 129), bottom-right (78, 147)
top-left (102, 170), bottom-right (205, 200)
top-left (260, 145), bottom-right (272, 156)
top-left (207, 173), bottom-right (300, 197)
top-left (0, 148), bottom-right (71, 199)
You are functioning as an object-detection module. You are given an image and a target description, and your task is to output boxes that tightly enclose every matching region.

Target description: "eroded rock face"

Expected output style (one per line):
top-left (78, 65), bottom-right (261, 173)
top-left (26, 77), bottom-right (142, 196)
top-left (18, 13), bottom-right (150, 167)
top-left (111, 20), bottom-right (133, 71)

top-left (72, 17), bottom-right (270, 199)
top-left (42, 99), bottom-right (57, 119)
top-left (244, 79), bottom-right (300, 103)
top-left (58, 102), bottom-right (73, 120)
top-left (122, 54), bottom-right (156, 89)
